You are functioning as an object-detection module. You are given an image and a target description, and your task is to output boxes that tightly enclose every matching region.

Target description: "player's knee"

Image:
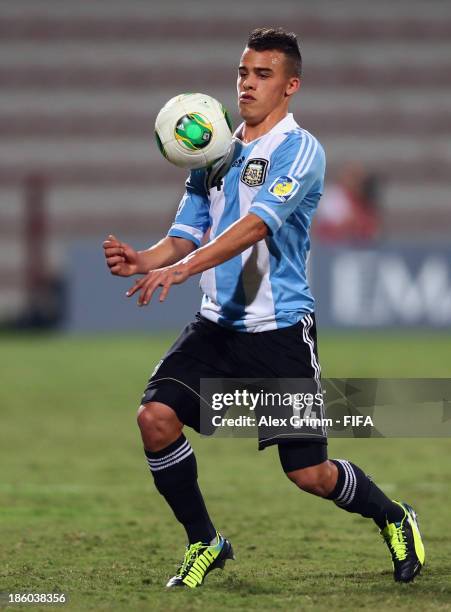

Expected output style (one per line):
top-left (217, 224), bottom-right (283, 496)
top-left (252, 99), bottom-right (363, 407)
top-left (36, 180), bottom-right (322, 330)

top-left (286, 460), bottom-right (335, 497)
top-left (136, 402), bottom-right (182, 451)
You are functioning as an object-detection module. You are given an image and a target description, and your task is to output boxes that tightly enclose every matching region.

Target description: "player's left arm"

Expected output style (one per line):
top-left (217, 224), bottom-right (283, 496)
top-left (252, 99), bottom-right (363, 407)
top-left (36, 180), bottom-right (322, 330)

top-left (126, 213), bottom-right (268, 305)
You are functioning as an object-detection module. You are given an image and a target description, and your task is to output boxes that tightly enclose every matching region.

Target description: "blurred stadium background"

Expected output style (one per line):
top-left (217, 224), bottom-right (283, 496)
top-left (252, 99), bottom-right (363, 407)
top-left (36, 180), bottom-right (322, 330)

top-left (1, 1), bottom-right (451, 610)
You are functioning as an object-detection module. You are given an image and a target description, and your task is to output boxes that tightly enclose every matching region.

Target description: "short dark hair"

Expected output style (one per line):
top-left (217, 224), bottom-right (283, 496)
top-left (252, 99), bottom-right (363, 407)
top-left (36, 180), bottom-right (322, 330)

top-left (247, 27), bottom-right (302, 77)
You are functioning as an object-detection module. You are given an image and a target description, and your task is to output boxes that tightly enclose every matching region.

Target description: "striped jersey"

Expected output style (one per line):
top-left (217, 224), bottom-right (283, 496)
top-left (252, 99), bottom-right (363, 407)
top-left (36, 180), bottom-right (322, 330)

top-left (168, 113), bottom-right (326, 332)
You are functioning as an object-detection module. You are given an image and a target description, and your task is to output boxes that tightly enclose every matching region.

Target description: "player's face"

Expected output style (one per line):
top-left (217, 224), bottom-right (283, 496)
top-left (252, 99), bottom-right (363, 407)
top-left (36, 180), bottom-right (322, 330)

top-left (237, 48), bottom-right (300, 125)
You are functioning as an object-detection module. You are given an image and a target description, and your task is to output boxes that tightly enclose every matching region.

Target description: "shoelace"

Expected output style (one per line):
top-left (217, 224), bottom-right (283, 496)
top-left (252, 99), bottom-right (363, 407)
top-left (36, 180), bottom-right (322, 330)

top-left (389, 524), bottom-right (408, 561)
top-left (178, 542), bottom-right (207, 577)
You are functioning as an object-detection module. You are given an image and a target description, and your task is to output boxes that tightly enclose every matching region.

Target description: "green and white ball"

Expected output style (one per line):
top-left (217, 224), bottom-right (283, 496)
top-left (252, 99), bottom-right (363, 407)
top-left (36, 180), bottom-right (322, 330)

top-left (155, 93), bottom-right (233, 169)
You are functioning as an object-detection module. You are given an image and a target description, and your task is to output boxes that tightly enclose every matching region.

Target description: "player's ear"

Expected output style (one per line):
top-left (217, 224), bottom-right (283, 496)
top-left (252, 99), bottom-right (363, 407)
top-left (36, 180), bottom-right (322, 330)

top-left (285, 76), bottom-right (301, 97)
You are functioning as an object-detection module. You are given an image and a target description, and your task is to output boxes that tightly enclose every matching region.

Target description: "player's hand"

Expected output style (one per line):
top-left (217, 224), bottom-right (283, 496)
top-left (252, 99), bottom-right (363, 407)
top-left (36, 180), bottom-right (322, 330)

top-left (103, 234), bottom-right (139, 277)
top-left (126, 262), bottom-right (190, 306)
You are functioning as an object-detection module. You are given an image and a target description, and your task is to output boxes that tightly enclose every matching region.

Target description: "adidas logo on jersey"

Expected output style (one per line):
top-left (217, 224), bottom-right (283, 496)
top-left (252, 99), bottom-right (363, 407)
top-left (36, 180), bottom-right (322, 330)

top-left (231, 155), bottom-right (245, 168)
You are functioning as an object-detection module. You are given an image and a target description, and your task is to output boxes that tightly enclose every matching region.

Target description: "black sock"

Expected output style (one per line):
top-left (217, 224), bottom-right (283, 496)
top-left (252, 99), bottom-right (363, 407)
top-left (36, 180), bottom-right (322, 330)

top-left (145, 434), bottom-right (216, 544)
top-left (327, 459), bottom-right (405, 529)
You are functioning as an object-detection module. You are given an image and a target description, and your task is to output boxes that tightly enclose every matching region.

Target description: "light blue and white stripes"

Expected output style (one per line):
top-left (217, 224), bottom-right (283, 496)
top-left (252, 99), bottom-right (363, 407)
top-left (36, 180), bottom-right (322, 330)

top-left (169, 113), bottom-right (326, 332)
top-left (289, 130), bottom-right (319, 181)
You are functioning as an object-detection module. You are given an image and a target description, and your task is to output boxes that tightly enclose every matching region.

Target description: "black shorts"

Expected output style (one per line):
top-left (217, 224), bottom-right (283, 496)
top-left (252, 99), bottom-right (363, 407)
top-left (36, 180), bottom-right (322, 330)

top-left (141, 313), bottom-right (327, 457)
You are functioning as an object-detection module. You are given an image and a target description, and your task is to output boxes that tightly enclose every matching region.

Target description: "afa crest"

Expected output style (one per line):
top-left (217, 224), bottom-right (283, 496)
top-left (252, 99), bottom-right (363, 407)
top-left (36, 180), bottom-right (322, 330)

top-left (268, 175), bottom-right (300, 202)
top-left (240, 158), bottom-right (268, 187)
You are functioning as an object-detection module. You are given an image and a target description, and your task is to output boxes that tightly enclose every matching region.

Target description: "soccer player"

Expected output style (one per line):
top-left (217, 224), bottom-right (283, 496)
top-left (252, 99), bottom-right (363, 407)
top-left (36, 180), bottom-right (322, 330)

top-left (103, 28), bottom-right (424, 587)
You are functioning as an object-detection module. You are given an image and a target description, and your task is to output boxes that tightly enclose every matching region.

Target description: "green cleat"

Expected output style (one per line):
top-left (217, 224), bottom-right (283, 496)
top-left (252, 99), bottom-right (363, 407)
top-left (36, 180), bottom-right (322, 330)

top-left (166, 533), bottom-right (235, 588)
top-left (381, 501), bottom-right (425, 582)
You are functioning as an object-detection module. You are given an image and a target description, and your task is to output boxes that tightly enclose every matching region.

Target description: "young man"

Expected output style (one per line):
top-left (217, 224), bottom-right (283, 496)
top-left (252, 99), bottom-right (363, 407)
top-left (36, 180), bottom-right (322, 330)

top-left (103, 28), bottom-right (424, 588)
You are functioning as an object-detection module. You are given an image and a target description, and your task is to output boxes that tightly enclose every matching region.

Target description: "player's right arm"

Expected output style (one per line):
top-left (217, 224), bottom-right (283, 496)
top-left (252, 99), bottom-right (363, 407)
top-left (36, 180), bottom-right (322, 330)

top-left (103, 234), bottom-right (196, 277)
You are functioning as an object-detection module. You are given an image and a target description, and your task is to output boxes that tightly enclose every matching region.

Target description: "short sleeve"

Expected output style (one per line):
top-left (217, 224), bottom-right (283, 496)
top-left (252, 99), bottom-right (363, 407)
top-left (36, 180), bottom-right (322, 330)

top-left (249, 132), bottom-right (326, 235)
top-left (167, 169), bottom-right (211, 247)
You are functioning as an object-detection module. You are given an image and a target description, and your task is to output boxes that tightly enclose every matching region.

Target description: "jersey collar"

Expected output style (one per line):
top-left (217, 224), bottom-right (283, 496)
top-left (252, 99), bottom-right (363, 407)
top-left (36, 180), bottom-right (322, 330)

top-left (234, 113), bottom-right (298, 144)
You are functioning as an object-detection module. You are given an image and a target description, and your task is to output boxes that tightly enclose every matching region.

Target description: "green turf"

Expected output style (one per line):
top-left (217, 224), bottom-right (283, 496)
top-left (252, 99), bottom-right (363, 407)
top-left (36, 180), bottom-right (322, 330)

top-left (1, 331), bottom-right (450, 611)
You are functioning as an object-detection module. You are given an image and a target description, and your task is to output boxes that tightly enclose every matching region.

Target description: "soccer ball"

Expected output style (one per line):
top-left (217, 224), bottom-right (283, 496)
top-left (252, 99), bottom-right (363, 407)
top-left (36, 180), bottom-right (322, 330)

top-left (155, 93), bottom-right (233, 170)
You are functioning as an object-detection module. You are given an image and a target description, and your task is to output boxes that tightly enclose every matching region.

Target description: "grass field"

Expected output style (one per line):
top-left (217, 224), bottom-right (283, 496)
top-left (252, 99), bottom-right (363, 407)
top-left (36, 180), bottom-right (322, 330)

top-left (1, 331), bottom-right (451, 611)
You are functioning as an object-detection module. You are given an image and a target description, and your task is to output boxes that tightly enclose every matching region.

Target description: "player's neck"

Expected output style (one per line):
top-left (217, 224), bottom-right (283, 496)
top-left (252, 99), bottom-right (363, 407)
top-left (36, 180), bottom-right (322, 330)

top-left (241, 108), bottom-right (289, 144)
